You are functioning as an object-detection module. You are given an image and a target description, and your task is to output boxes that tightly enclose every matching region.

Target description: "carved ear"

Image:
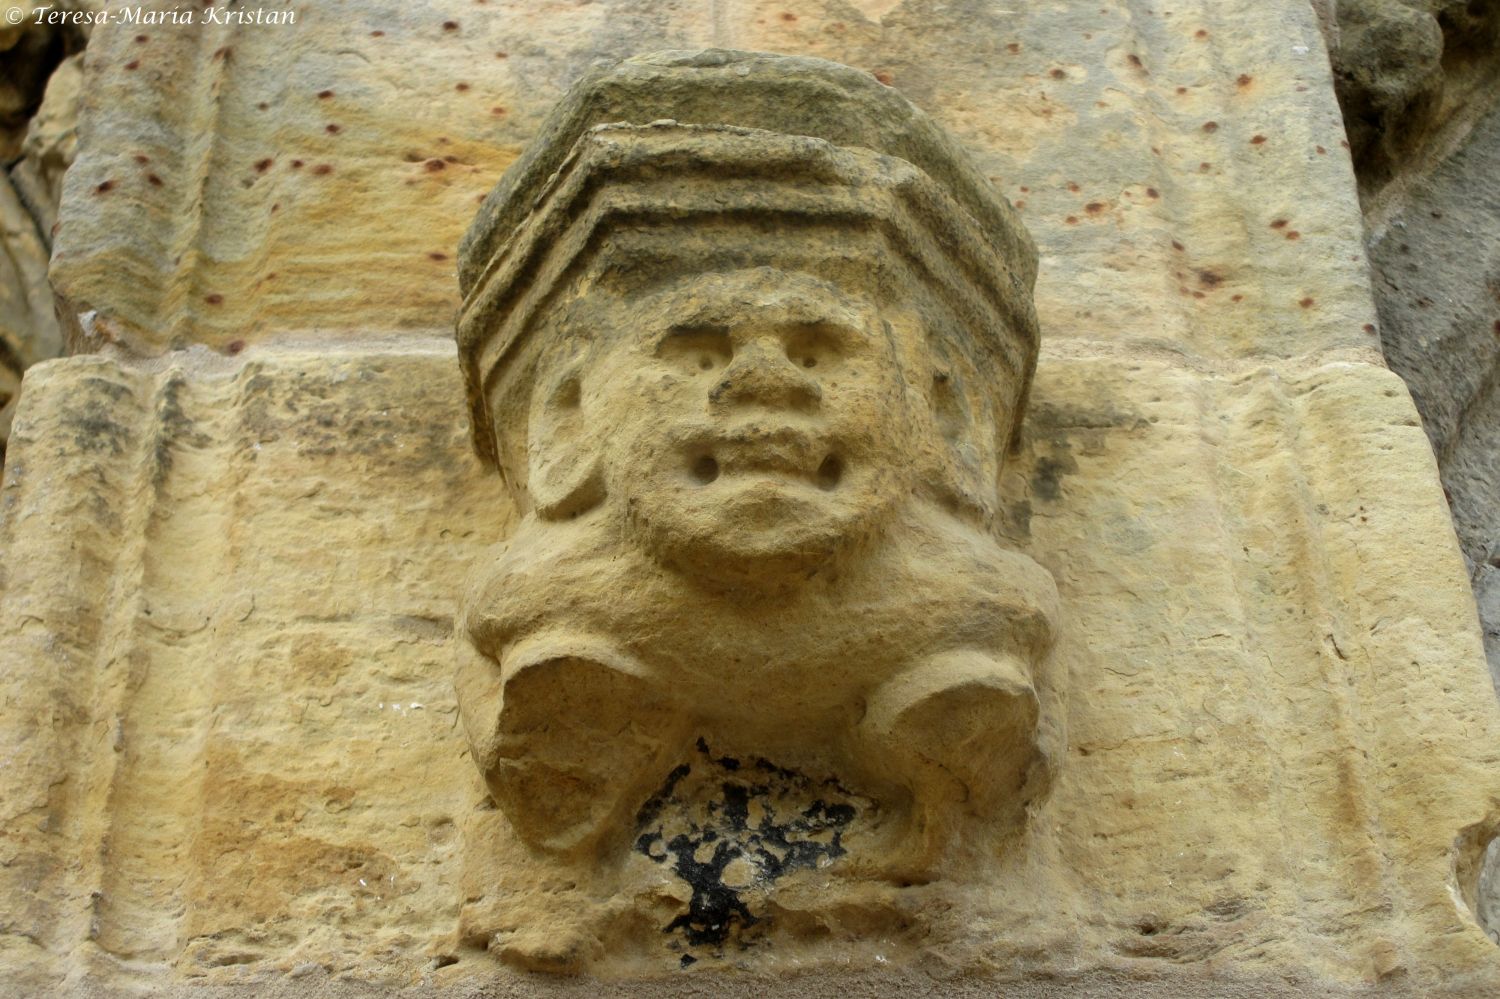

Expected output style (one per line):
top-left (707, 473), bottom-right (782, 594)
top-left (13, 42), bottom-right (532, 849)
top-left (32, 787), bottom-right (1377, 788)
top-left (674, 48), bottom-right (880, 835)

top-left (527, 367), bottom-right (605, 520)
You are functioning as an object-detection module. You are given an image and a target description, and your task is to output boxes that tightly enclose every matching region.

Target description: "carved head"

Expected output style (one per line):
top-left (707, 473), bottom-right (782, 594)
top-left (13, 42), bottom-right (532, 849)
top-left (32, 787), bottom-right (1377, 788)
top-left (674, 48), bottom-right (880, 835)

top-left (457, 52), bottom-right (1040, 579)
top-left (539, 266), bottom-right (918, 577)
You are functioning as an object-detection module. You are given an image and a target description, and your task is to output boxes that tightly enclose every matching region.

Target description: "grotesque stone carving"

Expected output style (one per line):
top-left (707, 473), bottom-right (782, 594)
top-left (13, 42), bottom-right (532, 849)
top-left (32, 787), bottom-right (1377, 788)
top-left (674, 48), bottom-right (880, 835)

top-left (454, 50), bottom-right (1059, 969)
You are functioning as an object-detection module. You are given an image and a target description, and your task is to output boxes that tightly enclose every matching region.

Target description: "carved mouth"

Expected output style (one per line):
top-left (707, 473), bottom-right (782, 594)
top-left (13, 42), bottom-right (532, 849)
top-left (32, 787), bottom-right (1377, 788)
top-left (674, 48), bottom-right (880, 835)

top-left (683, 426), bottom-right (841, 492)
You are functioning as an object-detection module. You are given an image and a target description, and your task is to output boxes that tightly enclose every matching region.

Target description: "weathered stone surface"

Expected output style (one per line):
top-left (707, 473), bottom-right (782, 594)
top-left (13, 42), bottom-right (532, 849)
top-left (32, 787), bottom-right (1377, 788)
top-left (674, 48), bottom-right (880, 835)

top-left (1366, 91), bottom-right (1500, 685)
top-left (1325, 0), bottom-right (1500, 195)
top-left (2, 0), bottom-right (1498, 995)
top-left (0, 5), bottom-right (93, 458)
top-left (0, 2), bottom-right (89, 162)
top-left (0, 170), bottom-right (60, 455)
top-left (51, 0), bottom-right (1377, 365)
top-left (4, 345), bottom-right (1498, 993)
top-left (0, 345), bottom-right (508, 994)
top-left (11, 49), bottom-right (85, 238)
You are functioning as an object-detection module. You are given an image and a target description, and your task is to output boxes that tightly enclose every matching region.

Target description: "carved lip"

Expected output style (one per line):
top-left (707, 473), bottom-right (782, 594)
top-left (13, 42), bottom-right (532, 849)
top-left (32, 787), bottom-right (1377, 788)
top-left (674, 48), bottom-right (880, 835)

top-left (688, 424), bottom-right (835, 484)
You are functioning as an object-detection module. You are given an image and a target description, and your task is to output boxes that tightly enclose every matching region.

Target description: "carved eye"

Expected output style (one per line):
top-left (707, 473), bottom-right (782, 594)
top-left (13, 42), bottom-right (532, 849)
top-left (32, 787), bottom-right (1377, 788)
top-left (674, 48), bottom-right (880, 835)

top-left (656, 326), bottom-right (732, 374)
top-left (784, 324), bottom-right (844, 371)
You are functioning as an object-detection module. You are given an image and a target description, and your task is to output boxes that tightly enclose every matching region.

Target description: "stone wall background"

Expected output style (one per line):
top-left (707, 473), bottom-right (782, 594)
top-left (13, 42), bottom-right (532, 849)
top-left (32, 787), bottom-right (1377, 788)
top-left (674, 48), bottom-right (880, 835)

top-left (1321, 0), bottom-right (1500, 683)
top-left (0, 1), bottom-right (95, 457)
top-left (0, 2), bottom-right (1498, 993)
top-left (2, 0), bottom-right (1495, 683)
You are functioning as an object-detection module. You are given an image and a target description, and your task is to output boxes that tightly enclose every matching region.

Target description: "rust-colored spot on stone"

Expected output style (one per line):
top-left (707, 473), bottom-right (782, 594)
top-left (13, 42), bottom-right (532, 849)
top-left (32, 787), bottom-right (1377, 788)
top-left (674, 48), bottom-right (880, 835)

top-left (1316, 145), bottom-right (1327, 155)
top-left (226, 339), bottom-right (246, 355)
top-left (134, 34), bottom-right (149, 43)
top-left (318, 90), bottom-right (334, 99)
top-left (125, 60), bottom-right (140, 71)
top-left (214, 46), bottom-right (231, 60)
top-left (1285, 231), bottom-right (1301, 241)
top-left (255, 158), bottom-right (273, 173)
top-left (1198, 162), bottom-right (1212, 172)
top-left (456, 82), bottom-right (471, 92)
top-left (257, 102), bottom-right (270, 111)
top-left (1237, 74), bottom-right (1252, 88)
top-left (1175, 86), bottom-right (1188, 95)
top-left (1196, 268), bottom-right (1223, 288)
top-left (873, 70), bottom-right (894, 85)
top-left (1085, 202), bottom-right (1105, 214)
top-left (1250, 135), bottom-right (1267, 145)
top-left (146, 173), bottom-right (163, 187)
top-left (1202, 121), bottom-right (1218, 133)
top-left (780, 11), bottom-right (797, 21)
top-left (1146, 187), bottom-right (1160, 198)
top-left (1364, 323), bottom-right (1378, 334)
top-left (1340, 139), bottom-right (1350, 149)
top-left (205, 293), bottom-right (224, 306)
top-left (1299, 297), bottom-right (1314, 308)
top-left (290, 159), bottom-right (304, 169)
top-left (1231, 294), bottom-right (1244, 303)
top-left (1270, 218), bottom-right (1288, 229)
top-left (1007, 42), bottom-right (1021, 53)
top-left (495, 51), bottom-right (508, 58)
top-left (491, 106), bottom-right (507, 116)
top-left (371, 30), bottom-right (385, 37)
top-left (134, 154), bottom-right (150, 164)
top-left (425, 158), bottom-right (447, 172)
top-left (326, 124), bottom-right (342, 134)
top-left (1171, 240), bottom-right (1185, 251)
top-left (429, 252), bottom-right (449, 261)
top-left (1192, 290), bottom-right (1206, 299)
top-left (1065, 216), bottom-right (1079, 225)
top-left (1050, 68), bottom-right (1067, 79)
top-left (313, 164), bottom-right (334, 176)
top-left (443, 20), bottom-right (459, 31)
top-left (95, 179), bottom-right (115, 193)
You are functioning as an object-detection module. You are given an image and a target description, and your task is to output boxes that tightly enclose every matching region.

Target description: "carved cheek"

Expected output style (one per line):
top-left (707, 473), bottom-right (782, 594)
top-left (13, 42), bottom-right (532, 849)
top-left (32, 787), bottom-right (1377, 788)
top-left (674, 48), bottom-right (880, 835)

top-left (830, 367), bottom-right (910, 446)
top-left (602, 370), bottom-right (692, 466)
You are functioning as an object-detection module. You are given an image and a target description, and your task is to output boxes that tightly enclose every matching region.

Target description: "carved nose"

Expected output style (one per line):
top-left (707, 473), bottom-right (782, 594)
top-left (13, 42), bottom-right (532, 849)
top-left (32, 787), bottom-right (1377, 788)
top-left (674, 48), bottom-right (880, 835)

top-left (709, 343), bottom-right (821, 412)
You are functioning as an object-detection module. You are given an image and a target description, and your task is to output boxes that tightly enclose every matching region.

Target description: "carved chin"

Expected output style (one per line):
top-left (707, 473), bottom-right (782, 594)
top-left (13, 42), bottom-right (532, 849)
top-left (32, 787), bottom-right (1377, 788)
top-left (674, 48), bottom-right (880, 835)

top-left (624, 472), bottom-right (892, 583)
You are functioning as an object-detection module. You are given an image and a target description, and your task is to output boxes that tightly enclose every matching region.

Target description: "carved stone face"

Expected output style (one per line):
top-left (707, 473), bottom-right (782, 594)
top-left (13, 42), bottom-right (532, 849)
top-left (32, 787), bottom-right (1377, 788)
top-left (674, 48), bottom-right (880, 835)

top-left (581, 267), bottom-right (919, 580)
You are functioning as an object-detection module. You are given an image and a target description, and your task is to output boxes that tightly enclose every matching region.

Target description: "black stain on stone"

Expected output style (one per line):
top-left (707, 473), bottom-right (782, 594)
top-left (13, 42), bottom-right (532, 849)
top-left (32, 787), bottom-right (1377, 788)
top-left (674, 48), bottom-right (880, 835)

top-left (634, 739), bottom-right (860, 954)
